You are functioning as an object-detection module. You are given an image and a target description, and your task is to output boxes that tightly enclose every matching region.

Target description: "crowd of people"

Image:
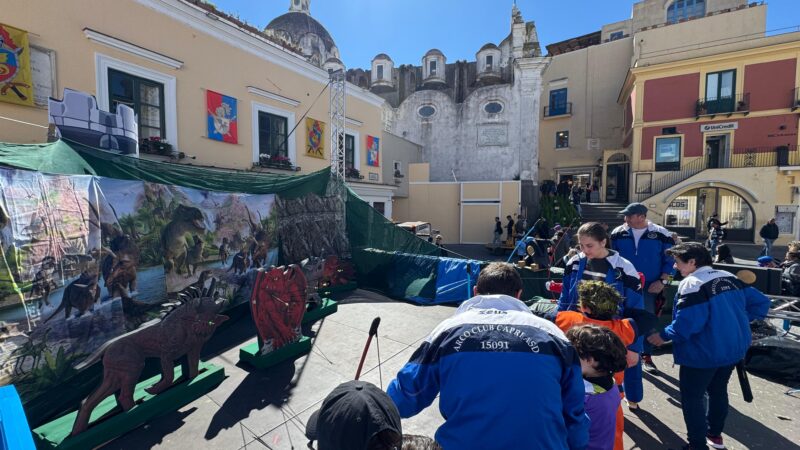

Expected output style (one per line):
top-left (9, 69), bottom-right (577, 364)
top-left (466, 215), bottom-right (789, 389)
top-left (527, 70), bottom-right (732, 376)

top-left (304, 202), bottom-right (794, 450)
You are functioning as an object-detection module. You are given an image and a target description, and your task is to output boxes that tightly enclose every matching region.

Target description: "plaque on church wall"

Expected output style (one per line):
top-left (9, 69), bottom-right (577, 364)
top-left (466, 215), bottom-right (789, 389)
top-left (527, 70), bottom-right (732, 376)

top-left (477, 124), bottom-right (508, 147)
top-left (30, 45), bottom-right (57, 107)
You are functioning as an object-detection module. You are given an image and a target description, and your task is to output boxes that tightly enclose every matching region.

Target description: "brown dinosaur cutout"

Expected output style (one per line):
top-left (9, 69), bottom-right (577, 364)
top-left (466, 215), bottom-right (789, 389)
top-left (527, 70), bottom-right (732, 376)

top-left (70, 280), bottom-right (228, 436)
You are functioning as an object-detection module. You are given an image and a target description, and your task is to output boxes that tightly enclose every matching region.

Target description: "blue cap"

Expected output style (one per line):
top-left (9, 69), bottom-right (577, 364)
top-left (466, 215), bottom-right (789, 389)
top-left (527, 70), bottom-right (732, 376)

top-left (757, 256), bottom-right (777, 266)
top-left (619, 202), bottom-right (648, 216)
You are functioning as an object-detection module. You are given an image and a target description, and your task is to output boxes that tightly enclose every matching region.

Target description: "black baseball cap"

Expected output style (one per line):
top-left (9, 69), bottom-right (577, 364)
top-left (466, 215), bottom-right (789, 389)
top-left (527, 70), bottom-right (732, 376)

top-left (306, 380), bottom-right (402, 450)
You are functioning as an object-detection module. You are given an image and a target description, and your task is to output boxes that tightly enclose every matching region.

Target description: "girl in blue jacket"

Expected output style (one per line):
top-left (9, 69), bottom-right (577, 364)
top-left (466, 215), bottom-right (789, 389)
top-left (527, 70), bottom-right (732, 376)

top-left (557, 222), bottom-right (646, 408)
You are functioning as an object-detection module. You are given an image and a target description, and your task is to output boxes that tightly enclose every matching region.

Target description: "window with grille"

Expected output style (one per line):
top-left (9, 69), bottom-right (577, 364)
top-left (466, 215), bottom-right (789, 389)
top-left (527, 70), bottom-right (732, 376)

top-left (257, 111), bottom-right (288, 159)
top-left (108, 69), bottom-right (165, 139)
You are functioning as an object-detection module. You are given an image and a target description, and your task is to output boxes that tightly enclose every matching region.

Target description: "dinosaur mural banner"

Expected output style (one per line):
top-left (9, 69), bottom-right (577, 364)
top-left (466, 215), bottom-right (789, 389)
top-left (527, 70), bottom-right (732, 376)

top-left (0, 24), bottom-right (34, 107)
top-left (0, 167), bottom-right (279, 407)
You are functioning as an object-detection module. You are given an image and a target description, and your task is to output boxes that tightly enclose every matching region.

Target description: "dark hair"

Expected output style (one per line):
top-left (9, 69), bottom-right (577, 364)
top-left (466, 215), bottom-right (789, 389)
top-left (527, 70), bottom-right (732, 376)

top-left (506, 215), bottom-right (512, 219)
top-left (475, 262), bottom-right (522, 297)
top-left (495, 217), bottom-right (500, 220)
top-left (368, 430), bottom-right (402, 450)
top-left (715, 244), bottom-right (732, 262)
top-left (566, 324), bottom-right (628, 375)
top-left (576, 222), bottom-right (609, 247)
top-left (577, 281), bottom-right (623, 320)
top-left (666, 242), bottom-right (712, 267)
top-left (402, 435), bottom-right (442, 450)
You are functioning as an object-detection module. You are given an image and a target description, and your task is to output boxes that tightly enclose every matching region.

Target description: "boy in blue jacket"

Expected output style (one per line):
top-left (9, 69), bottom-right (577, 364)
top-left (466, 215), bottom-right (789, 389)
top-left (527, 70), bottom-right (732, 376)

top-left (648, 243), bottom-right (769, 450)
top-left (387, 262), bottom-right (589, 450)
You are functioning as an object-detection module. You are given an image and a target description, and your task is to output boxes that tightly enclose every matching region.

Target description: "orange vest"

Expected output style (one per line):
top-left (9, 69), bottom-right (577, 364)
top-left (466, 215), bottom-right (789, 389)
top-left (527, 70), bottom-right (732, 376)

top-left (555, 311), bottom-right (635, 386)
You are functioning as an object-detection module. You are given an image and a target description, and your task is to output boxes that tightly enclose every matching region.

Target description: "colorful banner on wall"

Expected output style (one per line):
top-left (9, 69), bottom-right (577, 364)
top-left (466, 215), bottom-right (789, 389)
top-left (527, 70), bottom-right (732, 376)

top-left (206, 90), bottom-right (238, 144)
top-left (0, 24), bottom-right (34, 107)
top-left (367, 135), bottom-right (380, 167)
top-left (305, 118), bottom-right (325, 159)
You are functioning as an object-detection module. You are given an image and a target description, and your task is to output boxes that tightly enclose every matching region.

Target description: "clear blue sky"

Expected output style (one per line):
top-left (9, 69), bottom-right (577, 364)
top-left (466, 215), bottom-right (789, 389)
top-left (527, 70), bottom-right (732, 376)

top-left (212, 0), bottom-right (800, 68)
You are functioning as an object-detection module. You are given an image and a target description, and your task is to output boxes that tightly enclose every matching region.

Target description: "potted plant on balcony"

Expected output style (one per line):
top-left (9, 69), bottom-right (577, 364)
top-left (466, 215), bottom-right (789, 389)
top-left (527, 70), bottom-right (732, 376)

top-left (259, 154), bottom-right (293, 170)
top-left (140, 136), bottom-right (173, 155)
top-left (345, 167), bottom-right (364, 180)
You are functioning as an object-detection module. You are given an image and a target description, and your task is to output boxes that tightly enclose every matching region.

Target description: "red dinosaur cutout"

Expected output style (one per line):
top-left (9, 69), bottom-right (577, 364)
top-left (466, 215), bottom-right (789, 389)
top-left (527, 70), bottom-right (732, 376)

top-left (250, 265), bottom-right (306, 355)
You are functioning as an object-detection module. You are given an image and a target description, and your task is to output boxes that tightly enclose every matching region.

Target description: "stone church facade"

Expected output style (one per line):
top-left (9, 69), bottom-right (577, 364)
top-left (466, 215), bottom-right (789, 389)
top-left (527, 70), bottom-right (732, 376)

top-left (347, 6), bottom-right (548, 183)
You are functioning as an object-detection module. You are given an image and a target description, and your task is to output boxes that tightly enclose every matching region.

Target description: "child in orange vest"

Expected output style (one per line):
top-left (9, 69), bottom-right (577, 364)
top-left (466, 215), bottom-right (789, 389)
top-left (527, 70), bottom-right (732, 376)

top-left (556, 281), bottom-right (657, 450)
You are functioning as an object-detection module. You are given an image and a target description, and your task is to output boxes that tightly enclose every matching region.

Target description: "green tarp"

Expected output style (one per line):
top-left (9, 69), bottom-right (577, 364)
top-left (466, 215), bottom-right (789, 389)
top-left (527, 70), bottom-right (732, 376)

top-left (0, 141), bottom-right (96, 176)
top-left (0, 139), bottom-right (329, 199)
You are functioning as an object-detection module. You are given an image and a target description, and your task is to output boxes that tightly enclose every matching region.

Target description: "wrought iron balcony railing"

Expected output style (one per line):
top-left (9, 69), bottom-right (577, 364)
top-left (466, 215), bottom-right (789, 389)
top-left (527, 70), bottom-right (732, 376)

top-left (544, 102), bottom-right (573, 117)
top-left (696, 92), bottom-right (750, 117)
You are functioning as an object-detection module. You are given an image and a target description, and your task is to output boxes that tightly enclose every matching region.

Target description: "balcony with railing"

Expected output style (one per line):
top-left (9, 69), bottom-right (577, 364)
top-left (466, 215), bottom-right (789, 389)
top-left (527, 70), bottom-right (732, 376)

top-left (543, 102), bottom-right (573, 118)
top-left (633, 144), bottom-right (799, 201)
top-left (695, 93), bottom-right (750, 117)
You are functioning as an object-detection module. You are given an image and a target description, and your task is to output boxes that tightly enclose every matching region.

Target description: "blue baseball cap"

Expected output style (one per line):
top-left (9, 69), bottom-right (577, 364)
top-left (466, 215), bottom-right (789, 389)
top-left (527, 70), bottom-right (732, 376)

top-left (757, 256), bottom-right (778, 267)
top-left (619, 202), bottom-right (648, 216)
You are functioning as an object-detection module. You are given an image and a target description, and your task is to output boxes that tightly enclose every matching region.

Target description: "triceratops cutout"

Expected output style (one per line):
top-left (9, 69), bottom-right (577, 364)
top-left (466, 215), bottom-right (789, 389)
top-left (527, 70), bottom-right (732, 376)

top-left (250, 265), bottom-right (306, 355)
top-left (70, 280), bottom-right (228, 436)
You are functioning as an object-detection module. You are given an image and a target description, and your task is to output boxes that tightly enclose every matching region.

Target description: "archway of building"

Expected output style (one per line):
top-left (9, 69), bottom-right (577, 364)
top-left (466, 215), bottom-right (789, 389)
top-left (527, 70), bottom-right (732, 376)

top-left (663, 185), bottom-right (756, 242)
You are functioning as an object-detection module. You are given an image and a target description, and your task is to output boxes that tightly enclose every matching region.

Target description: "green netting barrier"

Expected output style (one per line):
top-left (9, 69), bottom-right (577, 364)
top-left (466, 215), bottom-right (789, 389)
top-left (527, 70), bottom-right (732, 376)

top-left (345, 188), bottom-right (441, 297)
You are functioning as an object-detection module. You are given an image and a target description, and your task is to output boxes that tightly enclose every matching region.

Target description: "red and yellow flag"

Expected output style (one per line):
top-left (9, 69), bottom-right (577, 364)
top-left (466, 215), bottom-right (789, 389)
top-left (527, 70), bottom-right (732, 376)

top-left (0, 23), bottom-right (34, 107)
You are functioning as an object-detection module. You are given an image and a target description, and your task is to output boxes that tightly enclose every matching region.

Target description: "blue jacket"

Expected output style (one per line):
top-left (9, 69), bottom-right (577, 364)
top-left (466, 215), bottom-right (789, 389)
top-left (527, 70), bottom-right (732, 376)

top-left (557, 250), bottom-right (644, 313)
top-left (660, 266), bottom-right (770, 368)
top-left (388, 295), bottom-right (589, 450)
top-left (610, 222), bottom-right (675, 286)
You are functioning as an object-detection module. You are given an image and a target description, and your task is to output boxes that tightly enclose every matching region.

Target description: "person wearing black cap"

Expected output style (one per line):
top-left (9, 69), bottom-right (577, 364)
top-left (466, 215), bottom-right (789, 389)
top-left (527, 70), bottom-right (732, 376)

top-left (306, 380), bottom-right (403, 450)
top-left (610, 202), bottom-right (675, 405)
top-left (387, 262), bottom-right (589, 450)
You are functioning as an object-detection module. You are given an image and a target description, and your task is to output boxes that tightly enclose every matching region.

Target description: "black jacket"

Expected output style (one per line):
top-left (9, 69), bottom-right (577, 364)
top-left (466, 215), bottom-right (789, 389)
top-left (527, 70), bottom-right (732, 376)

top-left (759, 223), bottom-right (779, 240)
top-left (783, 261), bottom-right (800, 297)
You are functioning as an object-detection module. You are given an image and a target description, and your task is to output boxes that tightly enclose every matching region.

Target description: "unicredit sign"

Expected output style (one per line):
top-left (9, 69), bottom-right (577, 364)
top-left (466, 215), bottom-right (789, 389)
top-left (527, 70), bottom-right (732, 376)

top-left (700, 122), bottom-right (738, 132)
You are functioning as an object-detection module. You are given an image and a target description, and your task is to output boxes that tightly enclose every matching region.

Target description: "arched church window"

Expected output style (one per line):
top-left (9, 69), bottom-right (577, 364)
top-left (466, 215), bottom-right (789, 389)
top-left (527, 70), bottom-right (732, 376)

top-left (484, 102), bottom-right (503, 114)
top-left (418, 105), bottom-right (436, 118)
top-left (667, 0), bottom-right (706, 24)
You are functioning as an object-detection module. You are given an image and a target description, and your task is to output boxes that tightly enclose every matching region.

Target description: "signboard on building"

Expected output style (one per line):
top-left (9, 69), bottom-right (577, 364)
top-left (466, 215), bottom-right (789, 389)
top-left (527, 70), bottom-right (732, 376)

top-left (669, 199), bottom-right (688, 209)
top-left (30, 45), bottom-right (56, 107)
top-left (700, 122), bottom-right (738, 133)
top-left (477, 124), bottom-right (508, 147)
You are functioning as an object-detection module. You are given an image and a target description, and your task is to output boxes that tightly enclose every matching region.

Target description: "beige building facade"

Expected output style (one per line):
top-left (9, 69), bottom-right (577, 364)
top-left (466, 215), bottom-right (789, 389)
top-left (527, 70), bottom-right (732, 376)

top-left (0, 0), bottom-right (397, 208)
top-left (394, 163), bottom-right (520, 244)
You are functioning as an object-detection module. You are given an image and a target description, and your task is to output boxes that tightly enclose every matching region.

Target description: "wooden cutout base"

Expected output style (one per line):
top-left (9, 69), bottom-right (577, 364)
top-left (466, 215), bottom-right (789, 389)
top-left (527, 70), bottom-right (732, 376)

top-left (239, 336), bottom-right (311, 370)
top-left (33, 362), bottom-right (225, 450)
top-left (302, 298), bottom-right (338, 324)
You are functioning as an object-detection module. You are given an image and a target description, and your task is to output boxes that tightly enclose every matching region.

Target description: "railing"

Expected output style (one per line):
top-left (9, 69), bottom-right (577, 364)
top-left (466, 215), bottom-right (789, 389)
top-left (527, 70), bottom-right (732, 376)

top-left (544, 102), bottom-right (573, 117)
top-left (634, 156), bottom-right (708, 201)
top-left (727, 145), bottom-right (799, 168)
top-left (696, 92), bottom-right (750, 116)
top-left (634, 144), bottom-right (799, 201)
top-left (793, 88), bottom-right (800, 111)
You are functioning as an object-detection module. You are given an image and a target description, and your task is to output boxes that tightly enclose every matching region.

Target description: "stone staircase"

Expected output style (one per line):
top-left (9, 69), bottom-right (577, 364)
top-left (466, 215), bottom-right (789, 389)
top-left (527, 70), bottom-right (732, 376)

top-left (580, 203), bottom-right (627, 230)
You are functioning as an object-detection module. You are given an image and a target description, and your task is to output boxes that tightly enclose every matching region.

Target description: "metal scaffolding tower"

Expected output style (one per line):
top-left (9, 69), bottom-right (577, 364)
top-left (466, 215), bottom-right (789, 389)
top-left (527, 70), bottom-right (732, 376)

top-left (329, 69), bottom-right (346, 181)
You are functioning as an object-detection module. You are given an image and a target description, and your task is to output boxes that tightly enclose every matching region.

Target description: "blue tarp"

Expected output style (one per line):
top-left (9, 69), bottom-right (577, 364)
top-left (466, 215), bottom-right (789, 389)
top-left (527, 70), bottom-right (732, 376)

top-left (0, 386), bottom-right (35, 450)
top-left (432, 258), bottom-right (483, 304)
